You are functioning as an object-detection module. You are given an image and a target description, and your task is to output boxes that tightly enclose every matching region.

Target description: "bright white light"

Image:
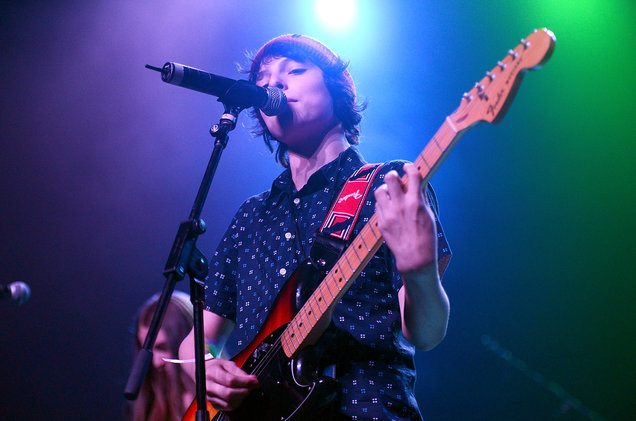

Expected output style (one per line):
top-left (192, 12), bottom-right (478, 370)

top-left (315, 0), bottom-right (356, 31)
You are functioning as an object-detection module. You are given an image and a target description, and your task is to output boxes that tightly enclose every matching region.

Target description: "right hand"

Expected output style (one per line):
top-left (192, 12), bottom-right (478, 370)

top-left (205, 358), bottom-right (259, 411)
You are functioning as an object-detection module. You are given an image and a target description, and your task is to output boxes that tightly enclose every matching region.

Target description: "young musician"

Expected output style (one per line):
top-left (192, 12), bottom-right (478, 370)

top-left (179, 34), bottom-right (452, 420)
top-left (128, 291), bottom-right (195, 421)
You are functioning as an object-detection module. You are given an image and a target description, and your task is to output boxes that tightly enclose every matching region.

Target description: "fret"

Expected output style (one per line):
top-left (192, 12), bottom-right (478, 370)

top-left (343, 251), bottom-right (355, 272)
top-left (292, 319), bottom-right (305, 344)
top-left (330, 270), bottom-right (345, 289)
top-left (351, 240), bottom-right (363, 262)
top-left (305, 300), bottom-right (319, 323)
top-left (315, 284), bottom-right (330, 310)
top-left (296, 316), bottom-right (309, 335)
top-left (322, 276), bottom-right (337, 299)
top-left (318, 281), bottom-right (331, 306)
top-left (367, 218), bottom-right (381, 240)
top-left (417, 153), bottom-right (432, 172)
top-left (303, 304), bottom-right (317, 325)
top-left (324, 273), bottom-right (341, 298)
top-left (432, 132), bottom-right (445, 153)
top-left (287, 326), bottom-right (300, 348)
top-left (421, 146), bottom-right (441, 169)
top-left (359, 231), bottom-right (371, 252)
top-left (304, 306), bottom-right (316, 327)
top-left (281, 331), bottom-right (291, 354)
top-left (338, 259), bottom-right (354, 279)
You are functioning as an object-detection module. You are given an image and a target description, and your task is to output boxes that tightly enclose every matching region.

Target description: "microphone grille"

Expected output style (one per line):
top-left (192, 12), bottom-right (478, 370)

top-left (262, 88), bottom-right (288, 116)
top-left (9, 282), bottom-right (31, 305)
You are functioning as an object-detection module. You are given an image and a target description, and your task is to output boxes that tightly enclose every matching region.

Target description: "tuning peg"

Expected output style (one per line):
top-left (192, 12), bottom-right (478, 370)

top-left (508, 49), bottom-right (519, 60)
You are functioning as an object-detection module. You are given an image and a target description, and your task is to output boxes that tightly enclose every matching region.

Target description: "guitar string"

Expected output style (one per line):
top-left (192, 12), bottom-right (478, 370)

top-left (216, 157), bottom-right (351, 419)
top-left (215, 134), bottom-right (437, 421)
top-left (247, 335), bottom-right (284, 377)
top-left (240, 156), bottom-right (348, 378)
top-left (245, 162), bottom-right (385, 381)
top-left (213, 336), bottom-right (285, 419)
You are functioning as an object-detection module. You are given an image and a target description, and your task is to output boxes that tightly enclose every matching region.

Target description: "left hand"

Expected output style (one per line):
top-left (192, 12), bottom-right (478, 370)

top-left (374, 163), bottom-right (438, 275)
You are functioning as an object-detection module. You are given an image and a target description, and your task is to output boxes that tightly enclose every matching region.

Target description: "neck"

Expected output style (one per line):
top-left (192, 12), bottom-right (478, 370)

top-left (288, 125), bottom-right (349, 190)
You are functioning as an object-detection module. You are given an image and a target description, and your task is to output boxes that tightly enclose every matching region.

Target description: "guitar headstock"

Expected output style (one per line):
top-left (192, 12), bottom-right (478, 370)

top-left (448, 28), bottom-right (556, 132)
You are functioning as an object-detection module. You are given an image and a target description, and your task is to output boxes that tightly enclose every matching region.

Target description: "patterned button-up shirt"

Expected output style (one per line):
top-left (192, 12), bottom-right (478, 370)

top-left (205, 147), bottom-right (451, 420)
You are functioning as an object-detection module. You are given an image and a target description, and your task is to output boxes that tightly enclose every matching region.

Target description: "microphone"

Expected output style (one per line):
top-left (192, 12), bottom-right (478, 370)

top-left (1, 281), bottom-right (31, 305)
top-left (146, 62), bottom-right (287, 116)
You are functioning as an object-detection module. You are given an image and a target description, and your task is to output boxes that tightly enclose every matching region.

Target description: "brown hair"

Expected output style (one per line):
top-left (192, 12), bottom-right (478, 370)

top-left (126, 292), bottom-right (193, 421)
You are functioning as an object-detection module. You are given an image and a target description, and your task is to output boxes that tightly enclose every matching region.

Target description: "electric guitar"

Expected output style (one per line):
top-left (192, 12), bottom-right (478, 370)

top-left (183, 28), bottom-right (556, 421)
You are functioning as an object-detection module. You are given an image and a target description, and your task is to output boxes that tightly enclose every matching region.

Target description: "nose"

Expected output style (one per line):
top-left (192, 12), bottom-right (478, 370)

top-left (265, 73), bottom-right (286, 90)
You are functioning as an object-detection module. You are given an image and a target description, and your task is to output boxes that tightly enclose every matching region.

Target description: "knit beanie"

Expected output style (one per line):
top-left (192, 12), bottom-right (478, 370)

top-left (248, 34), bottom-right (355, 99)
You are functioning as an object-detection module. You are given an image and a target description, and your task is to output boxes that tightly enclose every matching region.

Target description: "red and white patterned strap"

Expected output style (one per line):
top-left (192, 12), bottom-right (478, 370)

top-left (319, 163), bottom-right (383, 241)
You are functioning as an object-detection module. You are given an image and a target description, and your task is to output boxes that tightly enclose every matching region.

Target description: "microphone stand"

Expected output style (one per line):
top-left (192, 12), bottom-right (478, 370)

top-left (124, 103), bottom-right (242, 421)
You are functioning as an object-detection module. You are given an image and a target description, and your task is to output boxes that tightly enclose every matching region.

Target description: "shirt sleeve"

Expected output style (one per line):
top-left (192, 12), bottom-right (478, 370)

top-left (204, 214), bottom-right (240, 322)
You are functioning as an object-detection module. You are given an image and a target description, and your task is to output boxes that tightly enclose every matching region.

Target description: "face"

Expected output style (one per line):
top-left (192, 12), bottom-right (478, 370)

top-left (137, 325), bottom-right (171, 371)
top-left (255, 56), bottom-right (338, 153)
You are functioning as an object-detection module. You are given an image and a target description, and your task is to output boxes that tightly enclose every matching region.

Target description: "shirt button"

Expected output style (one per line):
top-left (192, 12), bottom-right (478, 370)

top-left (285, 232), bottom-right (292, 240)
top-left (279, 268), bottom-right (287, 276)
top-left (293, 197), bottom-right (300, 205)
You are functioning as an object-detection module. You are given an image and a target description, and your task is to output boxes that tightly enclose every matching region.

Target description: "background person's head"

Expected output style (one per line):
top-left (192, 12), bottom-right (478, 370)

top-left (128, 291), bottom-right (194, 421)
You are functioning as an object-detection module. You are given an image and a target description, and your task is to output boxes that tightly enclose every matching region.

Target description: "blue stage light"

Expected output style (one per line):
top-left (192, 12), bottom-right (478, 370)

top-left (315, 0), bottom-right (356, 30)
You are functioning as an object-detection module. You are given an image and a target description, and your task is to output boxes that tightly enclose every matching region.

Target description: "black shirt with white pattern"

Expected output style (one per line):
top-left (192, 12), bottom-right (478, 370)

top-left (206, 147), bottom-right (451, 420)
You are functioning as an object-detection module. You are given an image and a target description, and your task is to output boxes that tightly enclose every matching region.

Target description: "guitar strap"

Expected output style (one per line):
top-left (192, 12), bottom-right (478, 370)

top-left (321, 163), bottom-right (383, 240)
top-left (310, 163), bottom-right (451, 278)
top-left (310, 163), bottom-right (383, 269)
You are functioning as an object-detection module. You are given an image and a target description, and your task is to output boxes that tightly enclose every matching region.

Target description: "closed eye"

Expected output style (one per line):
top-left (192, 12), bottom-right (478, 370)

top-left (289, 68), bottom-right (306, 75)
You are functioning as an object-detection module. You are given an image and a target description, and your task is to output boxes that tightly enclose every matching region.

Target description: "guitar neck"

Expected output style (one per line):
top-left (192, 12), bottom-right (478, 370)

top-left (280, 27), bottom-right (557, 358)
top-left (280, 119), bottom-right (465, 358)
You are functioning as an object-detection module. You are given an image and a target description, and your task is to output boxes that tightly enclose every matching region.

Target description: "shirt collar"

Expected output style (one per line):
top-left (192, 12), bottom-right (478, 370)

top-left (264, 146), bottom-right (366, 206)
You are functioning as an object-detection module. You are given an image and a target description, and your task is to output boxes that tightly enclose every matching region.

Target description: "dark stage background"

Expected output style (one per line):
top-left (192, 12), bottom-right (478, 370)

top-left (1, 1), bottom-right (634, 420)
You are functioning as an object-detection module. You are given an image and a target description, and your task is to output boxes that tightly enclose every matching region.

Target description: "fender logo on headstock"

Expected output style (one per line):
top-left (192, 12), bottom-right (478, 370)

top-left (505, 56), bottom-right (523, 85)
top-left (487, 89), bottom-right (505, 116)
top-left (449, 28), bottom-right (556, 130)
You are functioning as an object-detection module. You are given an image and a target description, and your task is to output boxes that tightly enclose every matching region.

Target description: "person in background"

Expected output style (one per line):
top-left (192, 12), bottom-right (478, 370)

top-left (127, 291), bottom-right (195, 421)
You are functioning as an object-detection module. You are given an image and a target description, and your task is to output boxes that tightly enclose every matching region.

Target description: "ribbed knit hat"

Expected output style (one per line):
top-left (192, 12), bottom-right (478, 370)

top-left (248, 34), bottom-right (355, 98)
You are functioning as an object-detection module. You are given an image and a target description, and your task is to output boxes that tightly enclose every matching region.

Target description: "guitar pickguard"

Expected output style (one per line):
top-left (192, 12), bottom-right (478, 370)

top-left (211, 262), bottom-right (340, 421)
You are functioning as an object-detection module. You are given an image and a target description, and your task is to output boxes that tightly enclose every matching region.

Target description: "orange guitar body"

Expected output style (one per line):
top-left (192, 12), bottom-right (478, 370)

top-left (182, 262), bottom-right (339, 421)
